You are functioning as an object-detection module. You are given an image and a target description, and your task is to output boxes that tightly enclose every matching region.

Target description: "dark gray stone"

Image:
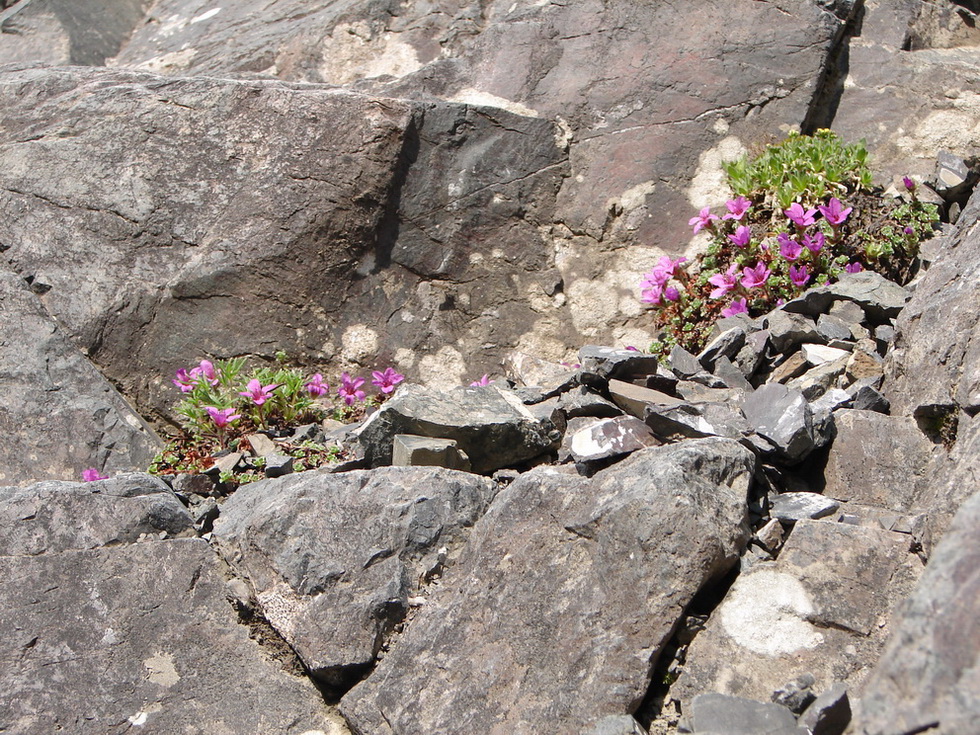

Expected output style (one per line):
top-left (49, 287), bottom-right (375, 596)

top-left (786, 356), bottom-right (848, 401)
top-left (742, 383), bottom-right (815, 463)
top-left (262, 453), bottom-right (294, 478)
top-left (608, 379), bottom-right (685, 420)
top-left (770, 492), bottom-right (840, 522)
top-left (766, 310), bottom-right (823, 353)
top-left (850, 490), bottom-right (980, 734)
top-left (355, 383), bottom-right (559, 474)
top-left (735, 329), bottom-right (771, 380)
top-left (578, 346), bottom-right (660, 385)
top-left (341, 439), bottom-right (755, 734)
top-left (0, 473), bottom-right (192, 555)
top-left (565, 415), bottom-right (657, 463)
top-left (699, 327), bottom-right (746, 372)
top-left (558, 385), bottom-right (624, 419)
top-left (645, 402), bottom-right (748, 442)
top-left (683, 693), bottom-right (799, 734)
top-left (586, 715), bottom-right (649, 735)
top-left (799, 682), bottom-right (850, 735)
top-left (816, 313), bottom-right (856, 343)
top-left (713, 355), bottom-right (754, 393)
top-left (849, 383), bottom-right (891, 413)
top-left (0, 539), bottom-right (340, 734)
top-left (669, 345), bottom-right (707, 379)
top-left (771, 673), bottom-right (817, 714)
top-left (391, 434), bottom-right (471, 471)
top-left (935, 150), bottom-right (971, 196)
top-left (781, 272), bottom-right (911, 324)
top-left (212, 466), bottom-right (497, 687)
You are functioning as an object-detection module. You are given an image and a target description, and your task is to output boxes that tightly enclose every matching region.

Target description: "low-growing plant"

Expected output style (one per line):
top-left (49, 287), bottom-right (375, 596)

top-left (641, 131), bottom-right (939, 355)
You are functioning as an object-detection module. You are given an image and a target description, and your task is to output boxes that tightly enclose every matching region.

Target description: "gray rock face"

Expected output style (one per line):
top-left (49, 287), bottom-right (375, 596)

top-left (0, 65), bottom-right (566, 413)
top-left (0, 473), bottom-right (191, 554)
top-left (0, 0), bottom-right (153, 66)
top-left (851, 488), bottom-right (980, 735)
top-left (822, 410), bottom-right (934, 511)
top-left (0, 539), bottom-right (342, 734)
top-left (341, 439), bottom-right (755, 734)
top-left (670, 520), bottom-right (920, 709)
top-left (0, 267), bottom-right (161, 483)
top-left (886, 188), bottom-right (980, 415)
top-left (742, 383), bottom-right (815, 463)
top-left (356, 384), bottom-right (559, 473)
top-left (211, 466), bottom-right (496, 687)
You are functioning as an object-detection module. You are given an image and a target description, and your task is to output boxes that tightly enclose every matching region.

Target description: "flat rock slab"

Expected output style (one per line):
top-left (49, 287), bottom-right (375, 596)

top-left (0, 538), bottom-right (343, 734)
top-left (683, 692), bottom-right (799, 735)
top-left (670, 520), bottom-right (920, 709)
top-left (568, 415), bottom-right (658, 463)
top-left (341, 438), bottom-right (755, 734)
top-left (770, 492), bottom-right (840, 523)
top-left (211, 466), bottom-right (497, 687)
top-left (356, 384), bottom-right (559, 473)
top-left (822, 410), bottom-right (934, 512)
top-left (850, 488), bottom-right (980, 735)
top-left (782, 272), bottom-right (910, 324)
top-left (0, 267), bottom-right (161, 483)
top-left (0, 473), bottom-right (191, 555)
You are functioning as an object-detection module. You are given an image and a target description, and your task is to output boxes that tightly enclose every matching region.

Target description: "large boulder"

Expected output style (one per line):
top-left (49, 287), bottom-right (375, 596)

top-left (850, 488), bottom-right (980, 734)
top-left (340, 438), bottom-right (755, 734)
top-left (0, 266), bottom-right (161, 483)
top-left (211, 466), bottom-right (498, 690)
top-left (0, 538), bottom-right (347, 734)
top-left (0, 64), bottom-right (566, 413)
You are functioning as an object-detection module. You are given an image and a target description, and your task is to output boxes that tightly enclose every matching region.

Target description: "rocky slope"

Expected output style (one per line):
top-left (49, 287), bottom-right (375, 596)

top-left (1, 1), bottom-right (979, 734)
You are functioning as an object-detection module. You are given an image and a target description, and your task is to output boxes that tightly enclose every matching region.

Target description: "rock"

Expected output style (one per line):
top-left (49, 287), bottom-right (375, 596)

top-left (755, 518), bottom-right (785, 553)
top-left (578, 346), bottom-right (661, 385)
top-left (845, 341), bottom-right (884, 383)
top-left (645, 401), bottom-right (748, 442)
top-left (0, 473), bottom-right (192, 555)
top-left (505, 351), bottom-right (578, 393)
top-left (558, 385), bottom-right (624, 419)
top-left (849, 382), bottom-right (891, 413)
top-left (786, 356), bottom-right (848, 401)
top-left (742, 383), bottom-right (815, 463)
top-left (211, 466), bottom-right (497, 690)
top-left (340, 439), bottom-right (755, 734)
top-left (245, 433), bottom-right (278, 458)
top-left (802, 343), bottom-right (850, 366)
top-left (815, 314), bottom-right (856, 343)
top-left (771, 673), bottom-right (817, 715)
top-left (810, 388), bottom-right (853, 433)
top-left (769, 352), bottom-right (810, 384)
top-left (822, 410), bottom-right (934, 512)
top-left (670, 520), bottom-right (920, 708)
top-left (586, 715), bottom-right (649, 735)
top-left (171, 472), bottom-right (215, 497)
top-left (828, 299), bottom-right (865, 326)
top-left (698, 327), bottom-right (746, 372)
top-left (735, 329), bottom-right (771, 379)
top-left (566, 415), bottom-right (658, 463)
top-left (355, 383), bottom-right (559, 474)
top-left (262, 453), bottom-right (294, 478)
top-left (608, 379), bottom-right (685, 419)
top-left (0, 267), bottom-right (161, 483)
top-left (0, 539), bottom-right (341, 733)
top-left (392, 434), bottom-right (471, 472)
top-left (770, 492), bottom-right (840, 522)
top-left (0, 0), bottom-right (153, 66)
top-left (935, 150), bottom-right (972, 197)
top-left (781, 272), bottom-right (910, 324)
top-left (680, 693), bottom-right (799, 735)
top-left (712, 355), bottom-right (754, 393)
top-left (765, 310), bottom-right (823, 353)
top-left (799, 682), bottom-right (850, 735)
top-left (669, 345), bottom-right (708, 380)
top-left (849, 489), bottom-right (980, 734)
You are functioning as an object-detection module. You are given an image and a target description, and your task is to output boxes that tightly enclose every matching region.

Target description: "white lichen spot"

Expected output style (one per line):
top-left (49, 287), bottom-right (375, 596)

top-left (449, 88), bottom-right (540, 118)
top-left (124, 48), bottom-right (197, 73)
top-left (317, 23), bottom-right (422, 85)
top-left (719, 569), bottom-right (824, 655)
top-left (712, 118), bottom-right (730, 135)
top-left (341, 325), bottom-right (379, 363)
top-left (129, 712), bottom-right (148, 727)
top-left (687, 135), bottom-right (748, 210)
top-left (418, 346), bottom-right (466, 386)
top-left (143, 652), bottom-right (180, 687)
top-left (613, 180), bottom-right (657, 214)
top-left (554, 115), bottom-right (574, 150)
top-left (190, 7), bottom-right (221, 23)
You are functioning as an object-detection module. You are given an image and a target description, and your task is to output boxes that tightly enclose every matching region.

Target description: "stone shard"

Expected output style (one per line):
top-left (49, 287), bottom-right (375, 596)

top-left (742, 383), bottom-right (815, 463)
top-left (211, 466), bottom-right (496, 687)
top-left (0, 539), bottom-right (341, 734)
top-left (340, 439), bottom-right (755, 735)
top-left (681, 693), bottom-right (799, 735)
top-left (850, 489), bottom-right (980, 735)
top-left (578, 346), bottom-right (661, 385)
top-left (356, 384), bottom-right (559, 473)
top-left (799, 682), bottom-right (851, 735)
top-left (670, 520), bottom-right (919, 710)
top-left (770, 492), bottom-right (840, 523)
top-left (781, 272), bottom-right (910, 324)
top-left (566, 415), bottom-right (658, 463)
top-left (392, 434), bottom-right (471, 471)
top-left (558, 385), bottom-right (624, 420)
top-left (0, 267), bottom-right (161, 484)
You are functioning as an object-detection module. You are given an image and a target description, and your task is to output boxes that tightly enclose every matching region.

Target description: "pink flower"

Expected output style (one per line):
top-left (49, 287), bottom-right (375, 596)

top-left (802, 231), bottom-right (825, 253)
top-left (728, 225), bottom-right (752, 248)
top-left (172, 368), bottom-right (196, 393)
top-left (688, 207), bottom-right (719, 234)
top-left (845, 262), bottom-right (864, 274)
top-left (338, 373), bottom-right (366, 405)
top-left (818, 197), bottom-right (853, 226)
top-left (903, 176), bottom-right (916, 192)
top-left (708, 264), bottom-right (739, 299)
top-left (82, 468), bottom-right (108, 482)
top-left (372, 367), bottom-right (405, 394)
top-left (664, 286), bottom-right (681, 302)
top-left (624, 346), bottom-right (640, 352)
top-left (305, 373), bottom-right (329, 397)
top-left (643, 256), bottom-right (688, 288)
top-left (640, 282), bottom-right (663, 305)
top-left (721, 298), bottom-right (748, 318)
top-left (789, 264), bottom-right (811, 288)
top-left (785, 203), bottom-right (817, 229)
top-left (778, 233), bottom-right (802, 262)
top-left (190, 359), bottom-right (219, 387)
top-left (470, 374), bottom-right (493, 387)
top-left (239, 379), bottom-right (279, 406)
top-left (740, 262), bottom-right (771, 289)
top-left (206, 406), bottom-right (240, 429)
top-left (722, 196), bottom-right (752, 221)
